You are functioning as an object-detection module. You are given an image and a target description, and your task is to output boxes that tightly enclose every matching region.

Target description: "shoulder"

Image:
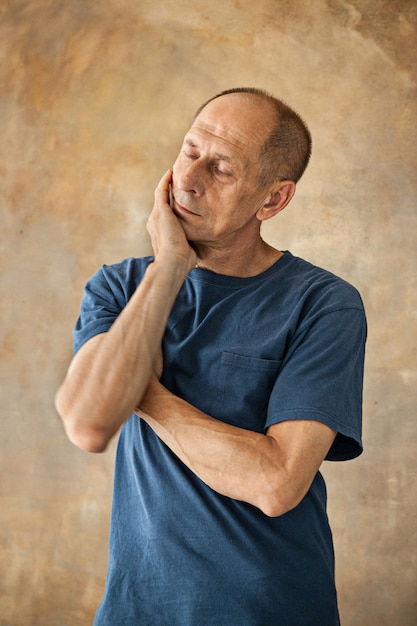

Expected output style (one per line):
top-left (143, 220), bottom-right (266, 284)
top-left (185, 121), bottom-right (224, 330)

top-left (86, 256), bottom-right (154, 300)
top-left (73, 256), bottom-right (154, 355)
top-left (281, 252), bottom-right (365, 315)
top-left (98, 255), bottom-right (154, 285)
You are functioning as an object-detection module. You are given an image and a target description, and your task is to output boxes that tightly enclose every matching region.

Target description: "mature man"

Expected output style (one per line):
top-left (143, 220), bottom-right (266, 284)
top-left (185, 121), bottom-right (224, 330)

top-left (55, 88), bottom-right (366, 625)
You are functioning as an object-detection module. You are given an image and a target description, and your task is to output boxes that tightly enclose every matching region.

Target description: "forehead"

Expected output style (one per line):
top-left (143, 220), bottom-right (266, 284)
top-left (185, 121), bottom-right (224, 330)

top-left (186, 94), bottom-right (274, 161)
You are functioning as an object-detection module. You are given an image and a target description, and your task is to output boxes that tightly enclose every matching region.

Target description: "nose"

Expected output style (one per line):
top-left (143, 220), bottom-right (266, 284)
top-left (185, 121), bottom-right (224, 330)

top-left (174, 158), bottom-right (204, 195)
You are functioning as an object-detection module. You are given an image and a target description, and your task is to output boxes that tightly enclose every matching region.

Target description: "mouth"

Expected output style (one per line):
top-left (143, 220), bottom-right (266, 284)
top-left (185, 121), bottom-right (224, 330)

top-left (173, 197), bottom-right (200, 217)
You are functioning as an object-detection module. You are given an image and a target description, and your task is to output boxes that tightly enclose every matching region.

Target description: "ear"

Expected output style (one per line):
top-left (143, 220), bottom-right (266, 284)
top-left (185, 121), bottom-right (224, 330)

top-left (256, 181), bottom-right (296, 222)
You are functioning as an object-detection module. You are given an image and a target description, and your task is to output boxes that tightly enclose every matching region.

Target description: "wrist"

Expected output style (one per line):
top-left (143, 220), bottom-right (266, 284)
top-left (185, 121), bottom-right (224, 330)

top-left (152, 252), bottom-right (195, 283)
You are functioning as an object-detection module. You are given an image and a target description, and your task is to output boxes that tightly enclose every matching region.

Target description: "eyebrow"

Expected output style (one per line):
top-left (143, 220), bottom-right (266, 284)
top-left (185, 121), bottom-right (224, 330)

top-left (183, 138), bottom-right (232, 163)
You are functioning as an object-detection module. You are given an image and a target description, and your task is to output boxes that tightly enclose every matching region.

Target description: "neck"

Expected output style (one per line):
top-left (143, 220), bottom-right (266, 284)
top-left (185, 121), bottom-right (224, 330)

top-left (193, 238), bottom-right (283, 277)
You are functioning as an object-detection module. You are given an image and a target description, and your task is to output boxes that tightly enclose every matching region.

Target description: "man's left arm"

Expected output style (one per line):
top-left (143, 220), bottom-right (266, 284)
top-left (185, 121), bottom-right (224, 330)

top-left (137, 377), bottom-right (336, 517)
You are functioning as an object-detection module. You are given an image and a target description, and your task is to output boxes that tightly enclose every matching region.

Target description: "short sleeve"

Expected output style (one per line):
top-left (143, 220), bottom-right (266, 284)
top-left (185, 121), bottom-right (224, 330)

top-left (265, 306), bottom-right (367, 461)
top-left (72, 258), bottom-right (151, 355)
top-left (72, 268), bottom-right (122, 354)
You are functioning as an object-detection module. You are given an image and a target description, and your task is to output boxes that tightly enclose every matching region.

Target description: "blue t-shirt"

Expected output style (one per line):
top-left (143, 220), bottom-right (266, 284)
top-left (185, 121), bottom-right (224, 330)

top-left (74, 251), bottom-right (366, 626)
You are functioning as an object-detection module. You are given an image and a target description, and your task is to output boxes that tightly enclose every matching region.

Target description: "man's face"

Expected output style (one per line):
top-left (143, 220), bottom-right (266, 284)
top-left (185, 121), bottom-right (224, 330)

top-left (171, 94), bottom-right (275, 248)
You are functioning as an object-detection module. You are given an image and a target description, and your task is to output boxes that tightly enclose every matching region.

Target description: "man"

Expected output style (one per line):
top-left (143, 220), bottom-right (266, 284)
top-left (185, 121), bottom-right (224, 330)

top-left (55, 88), bottom-right (366, 625)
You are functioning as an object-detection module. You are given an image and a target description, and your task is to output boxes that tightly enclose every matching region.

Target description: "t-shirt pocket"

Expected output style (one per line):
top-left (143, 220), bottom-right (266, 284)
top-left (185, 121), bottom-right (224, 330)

top-left (211, 351), bottom-right (282, 433)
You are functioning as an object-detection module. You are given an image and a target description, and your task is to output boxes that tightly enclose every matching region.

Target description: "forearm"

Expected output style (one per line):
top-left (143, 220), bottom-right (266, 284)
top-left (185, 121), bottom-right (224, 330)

top-left (56, 169), bottom-right (198, 452)
top-left (56, 259), bottom-right (189, 452)
top-left (138, 378), bottom-right (288, 515)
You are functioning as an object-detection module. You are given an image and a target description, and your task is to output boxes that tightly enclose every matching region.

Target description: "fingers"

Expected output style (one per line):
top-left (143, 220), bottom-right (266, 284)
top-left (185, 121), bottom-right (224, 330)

top-left (154, 169), bottom-right (173, 205)
top-left (147, 169), bottom-right (178, 253)
top-left (147, 170), bottom-right (196, 273)
top-left (147, 170), bottom-right (172, 238)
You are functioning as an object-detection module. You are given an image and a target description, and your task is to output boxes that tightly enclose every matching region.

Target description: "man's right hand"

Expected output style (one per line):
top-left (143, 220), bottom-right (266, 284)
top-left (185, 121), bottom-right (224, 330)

top-left (147, 169), bottom-right (197, 273)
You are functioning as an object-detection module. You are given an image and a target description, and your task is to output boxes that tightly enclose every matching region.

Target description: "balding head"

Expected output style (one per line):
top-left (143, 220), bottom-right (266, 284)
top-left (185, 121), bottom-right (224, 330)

top-left (194, 88), bottom-right (312, 187)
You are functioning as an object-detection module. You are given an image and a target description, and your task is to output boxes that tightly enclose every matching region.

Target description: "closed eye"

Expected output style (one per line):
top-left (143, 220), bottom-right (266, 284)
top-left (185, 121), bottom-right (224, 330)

top-left (183, 150), bottom-right (199, 160)
top-left (182, 154), bottom-right (232, 177)
top-left (214, 166), bottom-right (233, 177)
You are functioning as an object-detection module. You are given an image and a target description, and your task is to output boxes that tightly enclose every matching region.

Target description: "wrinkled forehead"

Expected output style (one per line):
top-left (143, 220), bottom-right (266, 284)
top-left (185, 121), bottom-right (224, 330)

top-left (188, 115), bottom-right (249, 153)
top-left (189, 94), bottom-right (274, 155)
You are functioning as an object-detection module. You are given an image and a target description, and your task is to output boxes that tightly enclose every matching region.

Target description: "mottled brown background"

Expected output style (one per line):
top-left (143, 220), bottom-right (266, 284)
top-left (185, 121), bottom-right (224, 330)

top-left (1, 0), bottom-right (416, 624)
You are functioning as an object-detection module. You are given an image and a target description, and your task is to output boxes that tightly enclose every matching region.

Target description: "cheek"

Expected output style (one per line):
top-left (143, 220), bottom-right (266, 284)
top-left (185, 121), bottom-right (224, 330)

top-left (172, 155), bottom-right (191, 189)
top-left (171, 163), bottom-right (182, 192)
top-left (172, 157), bottom-right (180, 177)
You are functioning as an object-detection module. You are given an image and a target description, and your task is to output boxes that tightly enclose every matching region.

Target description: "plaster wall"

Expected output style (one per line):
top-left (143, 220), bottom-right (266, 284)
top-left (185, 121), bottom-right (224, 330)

top-left (1, 1), bottom-right (416, 624)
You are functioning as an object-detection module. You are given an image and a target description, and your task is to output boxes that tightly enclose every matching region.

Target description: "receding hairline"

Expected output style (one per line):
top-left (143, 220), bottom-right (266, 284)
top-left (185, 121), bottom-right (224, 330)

top-left (193, 88), bottom-right (278, 123)
top-left (192, 87), bottom-right (312, 185)
top-left (190, 91), bottom-right (278, 156)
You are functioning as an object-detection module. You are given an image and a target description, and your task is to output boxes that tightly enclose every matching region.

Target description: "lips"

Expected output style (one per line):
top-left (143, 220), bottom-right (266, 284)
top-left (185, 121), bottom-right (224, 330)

top-left (172, 194), bottom-right (200, 217)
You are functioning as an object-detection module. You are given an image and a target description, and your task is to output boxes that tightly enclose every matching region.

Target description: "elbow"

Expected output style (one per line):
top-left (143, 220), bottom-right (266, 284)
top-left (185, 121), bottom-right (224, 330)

top-left (54, 387), bottom-right (110, 454)
top-left (259, 495), bottom-right (302, 518)
top-left (257, 499), bottom-right (289, 518)
top-left (65, 423), bottom-right (110, 453)
top-left (256, 483), bottom-right (306, 518)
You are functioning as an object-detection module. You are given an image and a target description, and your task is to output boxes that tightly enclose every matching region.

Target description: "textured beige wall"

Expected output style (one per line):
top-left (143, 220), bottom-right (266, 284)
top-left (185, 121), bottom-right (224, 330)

top-left (1, 1), bottom-right (416, 624)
